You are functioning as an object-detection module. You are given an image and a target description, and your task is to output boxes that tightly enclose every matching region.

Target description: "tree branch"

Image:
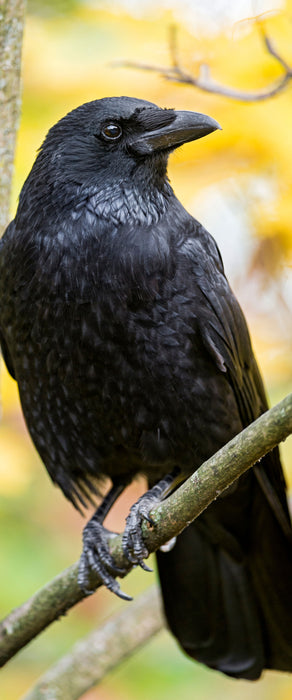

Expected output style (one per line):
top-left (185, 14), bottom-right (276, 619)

top-left (0, 0), bottom-right (26, 235)
top-left (22, 585), bottom-right (163, 700)
top-left (0, 393), bottom-right (291, 667)
top-left (114, 22), bottom-right (292, 102)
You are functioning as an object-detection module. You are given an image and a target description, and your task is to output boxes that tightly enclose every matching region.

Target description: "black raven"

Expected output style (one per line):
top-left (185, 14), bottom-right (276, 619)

top-left (0, 96), bottom-right (292, 679)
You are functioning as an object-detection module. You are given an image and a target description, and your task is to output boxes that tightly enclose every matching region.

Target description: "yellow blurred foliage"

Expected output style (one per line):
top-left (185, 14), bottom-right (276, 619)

top-left (1, 359), bottom-right (19, 411)
top-left (1, 363), bottom-right (35, 495)
top-left (0, 426), bottom-right (33, 495)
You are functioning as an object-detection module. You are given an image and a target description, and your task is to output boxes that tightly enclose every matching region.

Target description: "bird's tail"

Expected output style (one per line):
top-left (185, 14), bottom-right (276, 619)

top-left (156, 463), bottom-right (292, 680)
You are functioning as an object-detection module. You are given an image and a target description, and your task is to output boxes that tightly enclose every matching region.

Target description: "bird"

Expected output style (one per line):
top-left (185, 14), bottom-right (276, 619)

top-left (0, 95), bottom-right (292, 680)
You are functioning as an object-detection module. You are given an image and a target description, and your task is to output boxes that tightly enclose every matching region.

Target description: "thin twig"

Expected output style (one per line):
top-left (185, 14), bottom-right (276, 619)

top-left (114, 22), bottom-right (292, 102)
top-left (257, 19), bottom-right (291, 73)
top-left (0, 392), bottom-right (291, 667)
top-left (169, 23), bottom-right (180, 70)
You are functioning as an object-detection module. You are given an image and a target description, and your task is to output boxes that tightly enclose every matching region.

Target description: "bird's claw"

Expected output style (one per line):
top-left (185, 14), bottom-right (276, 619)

top-left (122, 493), bottom-right (158, 569)
top-left (78, 520), bottom-right (131, 600)
top-left (78, 491), bottom-right (158, 598)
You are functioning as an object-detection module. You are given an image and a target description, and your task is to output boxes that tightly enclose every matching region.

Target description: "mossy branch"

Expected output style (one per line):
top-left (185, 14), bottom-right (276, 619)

top-left (0, 393), bottom-right (291, 670)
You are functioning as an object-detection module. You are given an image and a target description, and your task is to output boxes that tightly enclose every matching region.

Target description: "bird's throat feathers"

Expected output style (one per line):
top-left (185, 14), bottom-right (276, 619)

top-left (75, 178), bottom-right (172, 227)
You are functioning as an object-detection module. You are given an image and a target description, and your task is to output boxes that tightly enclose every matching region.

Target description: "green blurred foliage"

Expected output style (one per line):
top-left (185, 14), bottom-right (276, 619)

top-left (1, 1), bottom-right (292, 698)
top-left (28, 0), bottom-right (79, 17)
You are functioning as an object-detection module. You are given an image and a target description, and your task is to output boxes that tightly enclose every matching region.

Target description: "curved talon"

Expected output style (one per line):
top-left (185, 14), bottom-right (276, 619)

top-left (79, 559), bottom-right (132, 600)
top-left (139, 561), bottom-right (153, 572)
top-left (108, 582), bottom-right (133, 601)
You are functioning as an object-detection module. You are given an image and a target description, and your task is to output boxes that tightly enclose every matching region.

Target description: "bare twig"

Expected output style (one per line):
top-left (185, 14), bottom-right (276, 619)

top-left (114, 22), bottom-right (292, 102)
top-left (0, 392), bottom-right (291, 668)
top-left (22, 586), bottom-right (163, 700)
top-left (169, 23), bottom-right (180, 70)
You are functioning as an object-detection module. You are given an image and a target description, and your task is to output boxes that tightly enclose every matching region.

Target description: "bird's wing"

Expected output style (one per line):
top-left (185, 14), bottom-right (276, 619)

top-left (184, 234), bottom-right (290, 526)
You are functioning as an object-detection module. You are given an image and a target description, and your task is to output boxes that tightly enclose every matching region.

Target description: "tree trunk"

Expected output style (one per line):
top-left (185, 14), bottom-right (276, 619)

top-left (0, 0), bottom-right (26, 235)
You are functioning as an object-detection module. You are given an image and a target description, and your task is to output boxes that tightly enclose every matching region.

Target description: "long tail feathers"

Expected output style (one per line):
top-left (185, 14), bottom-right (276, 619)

top-left (156, 466), bottom-right (292, 679)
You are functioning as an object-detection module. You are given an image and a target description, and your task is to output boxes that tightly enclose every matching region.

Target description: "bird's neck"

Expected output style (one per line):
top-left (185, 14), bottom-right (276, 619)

top-left (77, 178), bottom-right (174, 227)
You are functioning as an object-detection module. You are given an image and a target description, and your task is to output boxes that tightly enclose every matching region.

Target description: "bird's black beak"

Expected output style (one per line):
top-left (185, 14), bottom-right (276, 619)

top-left (129, 109), bottom-right (221, 156)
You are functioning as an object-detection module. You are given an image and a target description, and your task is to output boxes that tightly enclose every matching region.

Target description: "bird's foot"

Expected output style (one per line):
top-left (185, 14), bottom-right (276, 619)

top-left (78, 520), bottom-right (132, 601)
top-left (122, 490), bottom-right (160, 570)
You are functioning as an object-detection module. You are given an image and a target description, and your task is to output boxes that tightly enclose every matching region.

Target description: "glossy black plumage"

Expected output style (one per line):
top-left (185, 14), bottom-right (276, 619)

top-left (0, 96), bottom-right (292, 679)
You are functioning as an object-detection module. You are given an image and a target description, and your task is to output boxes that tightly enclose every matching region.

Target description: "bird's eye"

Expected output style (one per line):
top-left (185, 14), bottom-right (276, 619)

top-left (101, 123), bottom-right (122, 141)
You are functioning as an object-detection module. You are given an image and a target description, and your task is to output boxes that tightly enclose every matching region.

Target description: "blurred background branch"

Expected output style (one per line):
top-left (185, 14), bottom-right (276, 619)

top-left (115, 22), bottom-right (292, 102)
top-left (0, 0), bottom-right (26, 235)
top-left (22, 586), bottom-right (164, 700)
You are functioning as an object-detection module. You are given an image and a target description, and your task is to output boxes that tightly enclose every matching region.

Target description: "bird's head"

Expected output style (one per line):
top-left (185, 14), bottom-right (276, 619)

top-left (18, 97), bottom-right (220, 228)
top-left (14, 97), bottom-right (221, 290)
top-left (35, 96), bottom-right (220, 190)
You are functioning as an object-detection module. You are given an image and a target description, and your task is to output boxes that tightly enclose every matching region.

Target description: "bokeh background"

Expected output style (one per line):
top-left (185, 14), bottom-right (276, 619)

top-left (1, 0), bottom-right (292, 697)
